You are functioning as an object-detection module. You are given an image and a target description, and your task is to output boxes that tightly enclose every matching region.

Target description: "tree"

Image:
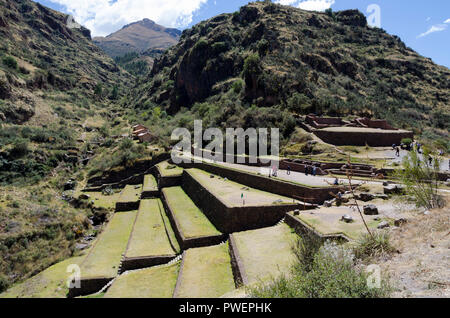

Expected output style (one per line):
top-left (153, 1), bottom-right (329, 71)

top-left (396, 149), bottom-right (444, 209)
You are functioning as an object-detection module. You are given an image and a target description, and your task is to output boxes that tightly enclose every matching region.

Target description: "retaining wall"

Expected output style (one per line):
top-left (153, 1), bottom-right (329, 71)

top-left (313, 129), bottom-right (414, 147)
top-left (68, 277), bottom-right (113, 298)
top-left (178, 161), bottom-right (342, 204)
top-left (285, 213), bottom-right (350, 243)
top-left (228, 234), bottom-right (248, 287)
top-left (160, 190), bottom-right (226, 250)
top-left (120, 255), bottom-right (177, 273)
top-left (182, 170), bottom-right (303, 234)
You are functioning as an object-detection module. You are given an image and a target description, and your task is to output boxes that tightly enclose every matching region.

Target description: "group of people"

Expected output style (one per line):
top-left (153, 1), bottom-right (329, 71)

top-left (305, 165), bottom-right (318, 176)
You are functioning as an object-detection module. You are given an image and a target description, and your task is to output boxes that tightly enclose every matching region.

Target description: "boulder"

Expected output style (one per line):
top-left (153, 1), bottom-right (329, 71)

top-left (394, 218), bottom-right (408, 227)
top-left (341, 214), bottom-right (354, 223)
top-left (363, 204), bottom-right (379, 215)
top-left (75, 243), bottom-right (89, 251)
top-left (64, 179), bottom-right (77, 191)
top-left (377, 221), bottom-right (390, 229)
top-left (293, 209), bottom-right (300, 216)
top-left (79, 193), bottom-right (90, 200)
top-left (359, 193), bottom-right (375, 202)
top-left (384, 185), bottom-right (405, 195)
top-left (374, 194), bottom-right (389, 200)
top-left (324, 200), bottom-right (333, 208)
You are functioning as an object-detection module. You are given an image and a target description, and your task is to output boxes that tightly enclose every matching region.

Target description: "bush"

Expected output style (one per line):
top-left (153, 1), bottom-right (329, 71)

top-left (0, 274), bottom-right (10, 293)
top-left (354, 231), bottom-right (396, 261)
top-left (251, 239), bottom-right (391, 298)
top-left (396, 150), bottom-right (444, 209)
top-left (2, 56), bottom-right (18, 69)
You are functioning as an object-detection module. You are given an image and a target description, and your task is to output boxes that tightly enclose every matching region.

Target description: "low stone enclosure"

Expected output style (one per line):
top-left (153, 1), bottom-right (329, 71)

top-left (68, 160), bottom-right (359, 298)
top-left (302, 115), bottom-right (414, 147)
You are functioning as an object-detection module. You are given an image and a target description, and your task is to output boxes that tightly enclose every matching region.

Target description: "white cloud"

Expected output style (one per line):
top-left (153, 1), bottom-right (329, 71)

top-left (417, 24), bottom-right (447, 38)
top-left (275, 0), bottom-right (335, 12)
top-left (444, 18), bottom-right (450, 24)
top-left (47, 0), bottom-right (207, 37)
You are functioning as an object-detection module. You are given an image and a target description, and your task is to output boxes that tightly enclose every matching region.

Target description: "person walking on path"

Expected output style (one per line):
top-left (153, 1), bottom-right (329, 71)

top-left (395, 146), bottom-right (400, 157)
top-left (287, 165), bottom-right (291, 175)
top-left (305, 165), bottom-right (309, 176)
top-left (312, 166), bottom-right (317, 176)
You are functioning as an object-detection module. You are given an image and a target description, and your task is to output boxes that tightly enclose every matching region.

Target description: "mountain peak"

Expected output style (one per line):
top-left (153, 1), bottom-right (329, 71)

top-left (94, 18), bottom-right (181, 58)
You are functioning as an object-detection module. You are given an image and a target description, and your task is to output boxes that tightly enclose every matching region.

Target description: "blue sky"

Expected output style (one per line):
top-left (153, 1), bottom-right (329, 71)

top-left (36, 0), bottom-right (450, 68)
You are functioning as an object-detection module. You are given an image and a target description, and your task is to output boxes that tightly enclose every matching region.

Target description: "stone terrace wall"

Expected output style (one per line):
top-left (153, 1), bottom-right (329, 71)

top-left (88, 153), bottom-right (170, 187)
top-left (314, 129), bottom-right (414, 147)
top-left (178, 162), bottom-right (341, 204)
top-left (182, 170), bottom-right (305, 233)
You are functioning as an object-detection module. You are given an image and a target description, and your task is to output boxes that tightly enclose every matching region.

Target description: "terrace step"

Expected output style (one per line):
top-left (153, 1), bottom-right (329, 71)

top-left (116, 185), bottom-right (142, 212)
top-left (105, 263), bottom-right (180, 298)
top-left (121, 199), bottom-right (180, 272)
top-left (69, 211), bottom-right (137, 297)
top-left (161, 186), bottom-right (225, 250)
top-left (182, 168), bottom-right (305, 233)
top-left (173, 243), bottom-right (236, 298)
top-left (229, 224), bottom-right (298, 285)
top-left (141, 174), bottom-right (158, 199)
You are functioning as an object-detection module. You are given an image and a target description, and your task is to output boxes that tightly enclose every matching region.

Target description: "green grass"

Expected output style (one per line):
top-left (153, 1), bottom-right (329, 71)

top-left (157, 161), bottom-right (183, 177)
top-left (187, 168), bottom-right (297, 207)
top-left (80, 191), bottom-right (121, 210)
top-left (126, 199), bottom-right (179, 258)
top-left (80, 211), bottom-right (137, 279)
top-left (0, 253), bottom-right (88, 298)
top-left (117, 185), bottom-right (142, 203)
top-left (142, 174), bottom-right (158, 192)
top-left (233, 224), bottom-right (298, 284)
top-left (293, 208), bottom-right (388, 240)
top-left (175, 244), bottom-right (235, 298)
top-left (163, 187), bottom-right (221, 239)
top-left (105, 263), bottom-right (180, 298)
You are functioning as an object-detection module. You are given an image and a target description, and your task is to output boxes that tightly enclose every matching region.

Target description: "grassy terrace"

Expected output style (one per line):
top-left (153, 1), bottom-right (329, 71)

top-left (105, 263), bottom-right (180, 298)
top-left (187, 168), bottom-right (297, 207)
top-left (162, 187), bottom-right (221, 239)
top-left (290, 207), bottom-right (388, 240)
top-left (0, 254), bottom-right (88, 298)
top-left (117, 185), bottom-right (142, 203)
top-left (157, 161), bottom-right (184, 177)
top-left (233, 224), bottom-right (298, 284)
top-left (77, 191), bottom-right (121, 210)
top-left (175, 244), bottom-right (235, 298)
top-left (142, 174), bottom-right (158, 192)
top-left (80, 211), bottom-right (137, 279)
top-left (126, 199), bottom-right (180, 259)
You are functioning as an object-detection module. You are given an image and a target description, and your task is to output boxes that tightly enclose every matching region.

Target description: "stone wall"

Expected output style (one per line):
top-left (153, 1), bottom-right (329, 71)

top-left (68, 277), bottom-right (113, 298)
top-left (182, 170), bottom-right (304, 233)
top-left (285, 213), bottom-right (350, 243)
top-left (120, 255), bottom-right (177, 273)
top-left (179, 162), bottom-right (342, 204)
top-left (160, 189), bottom-right (226, 249)
top-left (314, 129), bottom-right (414, 147)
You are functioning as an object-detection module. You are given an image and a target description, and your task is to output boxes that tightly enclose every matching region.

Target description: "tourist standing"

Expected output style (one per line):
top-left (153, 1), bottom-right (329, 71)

top-left (287, 165), bottom-right (291, 175)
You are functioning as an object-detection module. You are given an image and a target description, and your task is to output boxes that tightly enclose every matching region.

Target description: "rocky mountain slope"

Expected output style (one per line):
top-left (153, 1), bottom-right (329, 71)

top-left (126, 1), bottom-right (449, 148)
top-left (93, 18), bottom-right (181, 58)
top-left (0, 0), bottom-right (130, 124)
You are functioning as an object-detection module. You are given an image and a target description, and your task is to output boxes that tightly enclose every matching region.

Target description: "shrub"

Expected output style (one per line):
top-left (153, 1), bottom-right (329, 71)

top-left (10, 139), bottom-right (29, 158)
top-left (0, 274), bottom-right (10, 293)
top-left (354, 231), bottom-right (396, 261)
top-left (2, 56), bottom-right (18, 69)
top-left (401, 138), bottom-right (412, 145)
top-left (396, 150), bottom-right (444, 209)
top-left (232, 79), bottom-right (244, 94)
top-left (251, 240), bottom-right (391, 298)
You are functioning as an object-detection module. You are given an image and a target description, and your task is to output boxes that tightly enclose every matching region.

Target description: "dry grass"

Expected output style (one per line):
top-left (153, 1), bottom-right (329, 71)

top-left (381, 196), bottom-right (450, 297)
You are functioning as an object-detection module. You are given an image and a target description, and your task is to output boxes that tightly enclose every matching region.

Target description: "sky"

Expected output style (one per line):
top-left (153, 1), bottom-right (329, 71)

top-left (35, 0), bottom-right (450, 68)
